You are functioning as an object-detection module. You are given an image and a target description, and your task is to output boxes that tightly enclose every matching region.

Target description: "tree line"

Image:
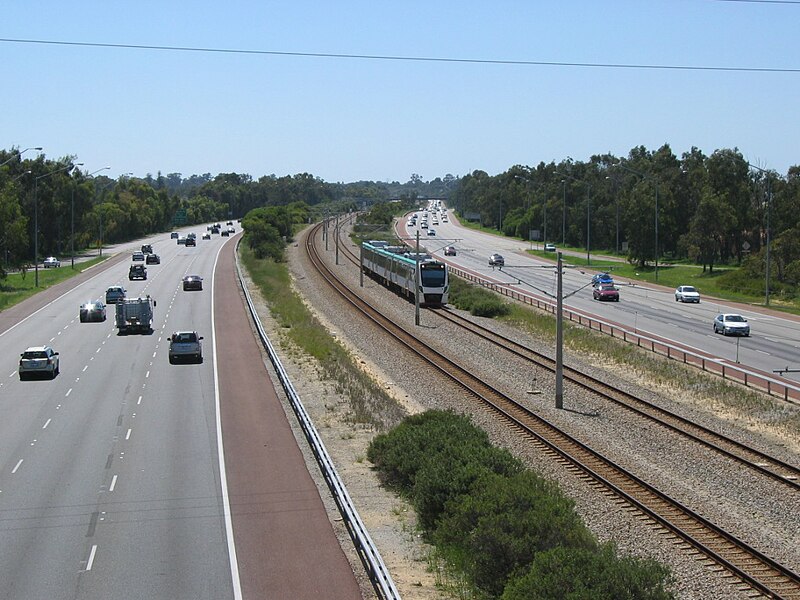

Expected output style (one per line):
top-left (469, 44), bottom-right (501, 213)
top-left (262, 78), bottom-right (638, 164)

top-left (0, 149), bottom-right (444, 278)
top-left (451, 145), bottom-right (800, 295)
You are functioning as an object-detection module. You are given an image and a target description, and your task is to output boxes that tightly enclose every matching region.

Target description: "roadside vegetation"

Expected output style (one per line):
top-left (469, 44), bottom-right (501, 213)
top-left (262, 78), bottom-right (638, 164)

top-left (0, 257), bottom-right (106, 311)
top-left (240, 238), bottom-right (405, 431)
top-left (368, 410), bottom-right (674, 599)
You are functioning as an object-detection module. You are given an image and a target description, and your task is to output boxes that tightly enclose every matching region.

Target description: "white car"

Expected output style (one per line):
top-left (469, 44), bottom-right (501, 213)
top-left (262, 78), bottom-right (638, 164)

top-left (132, 251), bottom-right (145, 261)
top-left (43, 256), bottom-right (60, 268)
top-left (675, 285), bottom-right (700, 303)
top-left (19, 346), bottom-right (60, 379)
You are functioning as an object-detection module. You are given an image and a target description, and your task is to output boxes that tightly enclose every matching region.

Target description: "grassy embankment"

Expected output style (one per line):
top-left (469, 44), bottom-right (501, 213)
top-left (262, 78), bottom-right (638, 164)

top-left (239, 243), bottom-right (405, 430)
top-left (0, 257), bottom-right (107, 311)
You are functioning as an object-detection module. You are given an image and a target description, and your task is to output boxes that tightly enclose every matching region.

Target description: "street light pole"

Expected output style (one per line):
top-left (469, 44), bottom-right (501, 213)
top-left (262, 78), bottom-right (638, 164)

top-left (34, 162), bottom-right (82, 287)
top-left (74, 166), bottom-right (111, 268)
top-left (612, 162), bottom-right (660, 280)
top-left (0, 146), bottom-right (42, 168)
top-left (556, 172), bottom-right (591, 264)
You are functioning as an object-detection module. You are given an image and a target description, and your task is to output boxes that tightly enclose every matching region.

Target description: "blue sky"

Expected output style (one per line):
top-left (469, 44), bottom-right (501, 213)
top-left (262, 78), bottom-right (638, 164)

top-left (3, 1), bottom-right (798, 182)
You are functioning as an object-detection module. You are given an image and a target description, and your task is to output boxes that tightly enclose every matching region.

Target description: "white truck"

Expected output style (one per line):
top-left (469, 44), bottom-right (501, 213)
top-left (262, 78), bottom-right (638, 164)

top-left (115, 296), bottom-right (156, 334)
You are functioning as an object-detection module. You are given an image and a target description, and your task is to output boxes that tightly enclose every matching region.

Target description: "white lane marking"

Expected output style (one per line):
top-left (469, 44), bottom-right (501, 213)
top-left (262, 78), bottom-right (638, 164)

top-left (11, 460), bottom-right (23, 474)
top-left (109, 475), bottom-right (117, 492)
top-left (152, 352), bottom-right (157, 358)
top-left (43, 419), bottom-right (51, 429)
top-left (137, 395), bottom-right (142, 405)
top-left (145, 371), bottom-right (150, 378)
top-left (50, 337), bottom-right (55, 342)
top-left (125, 429), bottom-right (131, 440)
top-left (82, 366), bottom-right (88, 372)
top-left (85, 545), bottom-right (98, 571)
top-left (8, 371), bottom-right (16, 378)
top-left (96, 348), bottom-right (101, 353)
top-left (755, 349), bottom-right (770, 355)
top-left (211, 239), bottom-right (243, 600)
top-left (65, 389), bottom-right (72, 397)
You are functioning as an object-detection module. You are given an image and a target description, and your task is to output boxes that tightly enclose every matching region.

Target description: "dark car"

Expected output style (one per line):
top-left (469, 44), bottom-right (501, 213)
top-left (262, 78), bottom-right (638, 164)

top-left (221, 229), bottom-right (230, 237)
top-left (105, 286), bottom-right (126, 304)
top-left (80, 301), bottom-right (107, 322)
top-left (591, 272), bottom-right (614, 287)
top-left (182, 275), bottom-right (203, 291)
top-left (146, 253), bottom-right (161, 265)
top-left (593, 284), bottom-right (619, 301)
top-left (444, 246), bottom-right (457, 256)
top-left (185, 237), bottom-right (196, 247)
top-left (141, 244), bottom-right (153, 254)
top-left (170, 232), bottom-right (179, 239)
top-left (489, 253), bottom-right (505, 267)
top-left (129, 264), bottom-right (147, 280)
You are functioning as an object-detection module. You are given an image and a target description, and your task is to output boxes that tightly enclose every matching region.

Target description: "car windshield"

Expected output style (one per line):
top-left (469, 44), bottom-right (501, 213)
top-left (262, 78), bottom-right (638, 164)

top-left (683, 286), bottom-right (697, 293)
top-left (725, 315), bottom-right (746, 322)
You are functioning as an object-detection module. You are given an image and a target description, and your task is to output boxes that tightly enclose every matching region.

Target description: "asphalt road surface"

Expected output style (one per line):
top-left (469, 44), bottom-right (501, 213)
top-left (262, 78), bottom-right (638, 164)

top-left (0, 226), bottom-right (360, 599)
top-left (402, 209), bottom-right (800, 384)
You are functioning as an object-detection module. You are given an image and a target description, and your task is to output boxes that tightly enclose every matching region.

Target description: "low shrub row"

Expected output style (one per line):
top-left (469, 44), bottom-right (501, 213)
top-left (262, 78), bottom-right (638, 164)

top-left (448, 277), bottom-right (511, 318)
top-left (367, 410), bottom-right (674, 599)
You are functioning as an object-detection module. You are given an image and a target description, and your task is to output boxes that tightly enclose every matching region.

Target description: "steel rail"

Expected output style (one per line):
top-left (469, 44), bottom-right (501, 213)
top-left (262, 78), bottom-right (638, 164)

top-left (311, 222), bottom-right (800, 599)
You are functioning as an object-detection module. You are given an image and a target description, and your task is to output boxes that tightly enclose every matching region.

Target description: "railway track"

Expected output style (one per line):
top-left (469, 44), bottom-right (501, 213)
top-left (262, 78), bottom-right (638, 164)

top-left (334, 220), bottom-right (800, 489)
top-left (312, 220), bottom-right (800, 599)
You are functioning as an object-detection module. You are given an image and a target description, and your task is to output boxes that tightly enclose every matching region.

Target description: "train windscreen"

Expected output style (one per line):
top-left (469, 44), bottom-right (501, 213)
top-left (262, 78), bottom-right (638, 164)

top-left (420, 263), bottom-right (446, 287)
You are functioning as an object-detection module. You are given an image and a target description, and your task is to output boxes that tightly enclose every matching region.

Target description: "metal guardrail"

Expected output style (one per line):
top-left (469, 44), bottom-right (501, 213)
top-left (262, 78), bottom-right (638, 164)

top-left (449, 265), bottom-right (800, 404)
top-left (234, 240), bottom-right (401, 600)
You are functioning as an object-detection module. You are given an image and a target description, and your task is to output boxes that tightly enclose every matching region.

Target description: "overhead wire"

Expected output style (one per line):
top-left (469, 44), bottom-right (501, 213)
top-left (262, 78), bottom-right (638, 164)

top-left (0, 37), bottom-right (798, 74)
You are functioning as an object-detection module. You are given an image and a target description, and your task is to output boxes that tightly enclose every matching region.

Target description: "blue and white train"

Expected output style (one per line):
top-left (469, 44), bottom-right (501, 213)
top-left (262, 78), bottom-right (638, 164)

top-left (361, 242), bottom-right (449, 306)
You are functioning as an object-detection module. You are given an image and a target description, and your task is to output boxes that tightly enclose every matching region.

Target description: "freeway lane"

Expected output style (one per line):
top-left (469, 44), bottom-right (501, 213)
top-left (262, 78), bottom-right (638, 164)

top-left (0, 229), bottom-right (237, 599)
top-left (402, 208), bottom-right (800, 384)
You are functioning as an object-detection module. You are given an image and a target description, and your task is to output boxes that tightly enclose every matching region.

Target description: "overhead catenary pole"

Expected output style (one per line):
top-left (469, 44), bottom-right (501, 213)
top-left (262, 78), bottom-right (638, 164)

top-left (555, 251), bottom-right (564, 409)
top-left (415, 229), bottom-right (421, 326)
top-left (335, 213), bottom-right (339, 265)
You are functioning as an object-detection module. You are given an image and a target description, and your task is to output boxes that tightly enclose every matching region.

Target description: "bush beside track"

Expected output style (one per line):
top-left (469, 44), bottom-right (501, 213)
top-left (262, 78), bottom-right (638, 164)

top-left (367, 410), bottom-right (674, 599)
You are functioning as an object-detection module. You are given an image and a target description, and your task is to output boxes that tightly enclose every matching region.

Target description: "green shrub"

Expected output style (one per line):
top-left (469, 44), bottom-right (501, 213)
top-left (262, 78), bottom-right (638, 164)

top-left (501, 543), bottom-right (674, 600)
top-left (367, 410), bottom-right (491, 491)
top-left (435, 471), bottom-right (596, 596)
top-left (412, 443), bottom-right (522, 531)
top-left (449, 277), bottom-right (511, 317)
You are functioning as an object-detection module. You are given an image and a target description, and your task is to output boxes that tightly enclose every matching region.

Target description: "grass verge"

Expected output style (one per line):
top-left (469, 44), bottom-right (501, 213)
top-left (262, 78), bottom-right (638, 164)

top-left (239, 243), bottom-right (406, 431)
top-left (0, 257), bottom-right (108, 311)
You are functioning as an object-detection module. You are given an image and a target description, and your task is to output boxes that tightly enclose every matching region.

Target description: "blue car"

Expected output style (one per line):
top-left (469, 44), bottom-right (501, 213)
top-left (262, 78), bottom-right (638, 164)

top-left (591, 272), bottom-right (614, 287)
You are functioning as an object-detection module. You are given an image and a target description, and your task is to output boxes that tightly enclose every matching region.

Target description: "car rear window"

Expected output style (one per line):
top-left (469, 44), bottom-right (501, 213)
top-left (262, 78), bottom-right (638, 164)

top-left (23, 351), bottom-right (48, 359)
top-left (175, 333), bottom-right (197, 342)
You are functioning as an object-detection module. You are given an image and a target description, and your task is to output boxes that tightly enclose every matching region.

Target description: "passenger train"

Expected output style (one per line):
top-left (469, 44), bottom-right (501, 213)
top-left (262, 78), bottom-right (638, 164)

top-left (361, 242), bottom-right (449, 306)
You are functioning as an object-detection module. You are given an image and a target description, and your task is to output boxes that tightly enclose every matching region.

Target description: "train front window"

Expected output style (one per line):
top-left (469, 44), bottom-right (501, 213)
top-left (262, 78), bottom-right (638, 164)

top-left (420, 265), bottom-right (445, 287)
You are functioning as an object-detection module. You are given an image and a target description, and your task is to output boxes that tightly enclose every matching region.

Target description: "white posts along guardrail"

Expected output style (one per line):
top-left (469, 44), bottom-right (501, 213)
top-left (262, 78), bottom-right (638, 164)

top-left (448, 265), bottom-right (800, 404)
top-left (234, 239), bottom-right (401, 600)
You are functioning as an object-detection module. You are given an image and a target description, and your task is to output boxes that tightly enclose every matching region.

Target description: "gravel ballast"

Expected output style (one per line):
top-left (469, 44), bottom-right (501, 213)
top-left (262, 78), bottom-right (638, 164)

top-left (243, 226), bottom-right (799, 600)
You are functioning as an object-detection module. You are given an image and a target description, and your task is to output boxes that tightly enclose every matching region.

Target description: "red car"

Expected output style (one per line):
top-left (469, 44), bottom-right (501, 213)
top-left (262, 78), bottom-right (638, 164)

top-left (593, 284), bottom-right (619, 302)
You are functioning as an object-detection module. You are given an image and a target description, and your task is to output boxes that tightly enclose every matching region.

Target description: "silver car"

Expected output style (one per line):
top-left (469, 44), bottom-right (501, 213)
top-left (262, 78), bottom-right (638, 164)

top-left (713, 314), bottom-right (750, 336)
top-left (19, 346), bottom-right (60, 379)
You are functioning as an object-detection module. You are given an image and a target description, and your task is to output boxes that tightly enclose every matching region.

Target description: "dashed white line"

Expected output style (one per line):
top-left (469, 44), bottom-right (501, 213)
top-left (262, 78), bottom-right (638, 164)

top-left (49, 337), bottom-right (55, 342)
top-left (152, 352), bottom-right (157, 358)
top-left (109, 475), bottom-right (118, 492)
top-left (82, 366), bottom-right (89, 372)
top-left (65, 389), bottom-right (72, 397)
top-left (42, 419), bottom-right (51, 429)
top-left (145, 371), bottom-right (150, 378)
top-left (8, 371), bottom-right (16, 378)
top-left (11, 459), bottom-right (23, 474)
top-left (137, 395), bottom-right (142, 405)
top-left (85, 545), bottom-right (98, 571)
top-left (125, 429), bottom-right (132, 440)
top-left (755, 349), bottom-right (770, 355)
